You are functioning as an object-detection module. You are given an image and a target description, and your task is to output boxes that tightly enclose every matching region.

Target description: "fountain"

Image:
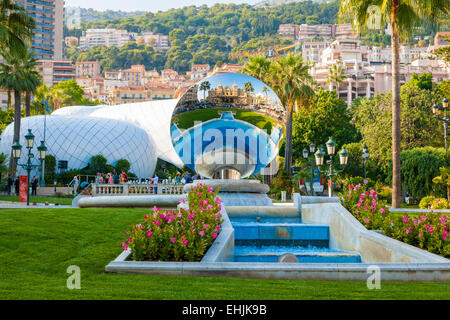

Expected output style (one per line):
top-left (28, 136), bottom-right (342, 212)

top-left (171, 73), bottom-right (283, 207)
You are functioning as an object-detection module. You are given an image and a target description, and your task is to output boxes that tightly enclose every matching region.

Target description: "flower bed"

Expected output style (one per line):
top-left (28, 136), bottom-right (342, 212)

top-left (340, 183), bottom-right (450, 258)
top-left (122, 184), bottom-right (223, 262)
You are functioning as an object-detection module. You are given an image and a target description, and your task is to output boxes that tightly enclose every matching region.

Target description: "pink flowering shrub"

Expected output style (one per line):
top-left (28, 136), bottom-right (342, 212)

top-left (122, 184), bottom-right (223, 261)
top-left (340, 184), bottom-right (450, 257)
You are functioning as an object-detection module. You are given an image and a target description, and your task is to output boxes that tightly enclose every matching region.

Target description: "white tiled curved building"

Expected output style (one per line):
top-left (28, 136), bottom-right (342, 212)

top-left (0, 99), bottom-right (182, 178)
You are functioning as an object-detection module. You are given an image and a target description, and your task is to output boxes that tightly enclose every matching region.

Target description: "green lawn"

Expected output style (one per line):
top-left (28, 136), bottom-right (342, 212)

top-left (0, 196), bottom-right (74, 205)
top-left (0, 208), bottom-right (449, 300)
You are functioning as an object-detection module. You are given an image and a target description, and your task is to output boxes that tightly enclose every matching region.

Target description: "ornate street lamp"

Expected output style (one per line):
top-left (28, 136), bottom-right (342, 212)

top-left (302, 142), bottom-right (317, 196)
top-left (316, 137), bottom-right (349, 197)
top-left (12, 130), bottom-right (46, 206)
top-left (314, 147), bottom-right (325, 167)
top-left (12, 141), bottom-right (22, 159)
top-left (326, 137), bottom-right (336, 155)
top-left (432, 97), bottom-right (449, 151)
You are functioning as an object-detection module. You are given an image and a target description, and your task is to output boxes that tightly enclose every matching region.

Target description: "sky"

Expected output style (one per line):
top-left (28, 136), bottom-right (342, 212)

top-left (65, 0), bottom-right (260, 12)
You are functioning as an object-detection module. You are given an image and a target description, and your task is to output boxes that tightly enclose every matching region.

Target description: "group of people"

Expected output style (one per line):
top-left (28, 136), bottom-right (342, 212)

top-left (174, 172), bottom-right (200, 184)
top-left (95, 171), bottom-right (128, 185)
top-left (7, 174), bottom-right (39, 196)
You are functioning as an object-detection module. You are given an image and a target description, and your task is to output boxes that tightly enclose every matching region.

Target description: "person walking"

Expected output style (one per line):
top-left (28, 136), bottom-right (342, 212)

top-left (122, 171), bottom-right (128, 183)
top-left (113, 171), bottom-right (120, 184)
top-left (31, 176), bottom-right (38, 196)
top-left (107, 173), bottom-right (113, 184)
top-left (152, 174), bottom-right (159, 194)
top-left (69, 176), bottom-right (79, 195)
top-left (7, 174), bottom-right (13, 195)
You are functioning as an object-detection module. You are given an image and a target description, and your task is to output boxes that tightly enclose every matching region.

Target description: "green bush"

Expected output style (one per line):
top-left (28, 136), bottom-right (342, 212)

top-left (44, 154), bottom-right (56, 183)
top-left (419, 196), bottom-right (450, 209)
top-left (123, 184), bottom-right (223, 262)
top-left (399, 147), bottom-right (449, 200)
top-left (269, 168), bottom-right (293, 199)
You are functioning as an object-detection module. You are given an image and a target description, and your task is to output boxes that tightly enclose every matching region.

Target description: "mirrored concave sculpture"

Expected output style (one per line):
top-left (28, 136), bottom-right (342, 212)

top-left (171, 73), bottom-right (284, 179)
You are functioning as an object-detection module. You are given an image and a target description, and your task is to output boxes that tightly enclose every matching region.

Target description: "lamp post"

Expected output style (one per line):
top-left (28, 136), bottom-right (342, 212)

top-left (11, 129), bottom-right (47, 206)
top-left (362, 144), bottom-right (369, 179)
top-left (302, 142), bottom-right (316, 196)
top-left (40, 99), bottom-right (50, 186)
top-left (314, 137), bottom-right (348, 197)
top-left (432, 97), bottom-right (449, 152)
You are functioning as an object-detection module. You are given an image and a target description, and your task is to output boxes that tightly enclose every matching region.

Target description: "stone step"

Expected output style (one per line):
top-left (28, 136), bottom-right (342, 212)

top-left (233, 222), bottom-right (329, 241)
top-left (233, 245), bottom-right (362, 263)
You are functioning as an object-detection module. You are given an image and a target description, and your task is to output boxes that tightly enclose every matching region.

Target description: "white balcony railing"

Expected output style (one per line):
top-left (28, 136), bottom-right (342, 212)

top-left (91, 183), bottom-right (185, 196)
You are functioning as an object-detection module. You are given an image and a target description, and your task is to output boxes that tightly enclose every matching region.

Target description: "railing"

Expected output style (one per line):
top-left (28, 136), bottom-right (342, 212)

top-left (91, 183), bottom-right (185, 196)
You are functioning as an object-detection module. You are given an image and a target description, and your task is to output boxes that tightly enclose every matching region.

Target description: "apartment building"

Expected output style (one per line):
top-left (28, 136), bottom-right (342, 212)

top-left (373, 60), bottom-right (449, 93)
top-left (430, 31), bottom-right (450, 52)
top-left (309, 39), bottom-right (374, 106)
top-left (298, 24), bottom-right (332, 41)
top-left (302, 41), bottom-right (329, 63)
top-left (108, 86), bottom-right (175, 105)
top-left (79, 28), bottom-right (132, 49)
top-left (370, 46), bottom-right (392, 63)
top-left (334, 24), bottom-right (356, 39)
top-left (139, 32), bottom-right (170, 51)
top-left (321, 39), bottom-right (370, 65)
top-left (120, 65), bottom-right (146, 87)
top-left (76, 61), bottom-right (101, 78)
top-left (187, 64), bottom-right (210, 80)
top-left (37, 60), bottom-right (76, 87)
top-left (278, 24), bottom-right (300, 40)
top-left (17, 0), bottom-right (64, 60)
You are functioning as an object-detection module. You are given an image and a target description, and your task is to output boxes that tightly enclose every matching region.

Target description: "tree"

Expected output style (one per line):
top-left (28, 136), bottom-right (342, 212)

top-left (0, 0), bottom-right (35, 55)
top-left (115, 159), bottom-right (131, 173)
top-left (241, 55), bottom-right (271, 83)
top-left (242, 53), bottom-right (314, 174)
top-left (20, 50), bottom-right (41, 117)
top-left (244, 81), bottom-right (254, 94)
top-left (49, 80), bottom-right (91, 109)
top-left (352, 79), bottom-right (444, 172)
top-left (271, 53), bottom-right (314, 174)
top-left (340, 0), bottom-right (448, 208)
top-left (89, 155), bottom-right (108, 174)
top-left (199, 81), bottom-right (211, 101)
top-left (292, 89), bottom-right (359, 161)
top-left (0, 152), bottom-right (8, 182)
top-left (327, 60), bottom-right (345, 93)
top-left (0, 50), bottom-right (36, 170)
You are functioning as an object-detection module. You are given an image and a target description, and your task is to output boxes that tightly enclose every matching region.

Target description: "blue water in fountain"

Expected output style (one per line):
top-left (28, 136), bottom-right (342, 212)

top-left (230, 214), bottom-right (361, 263)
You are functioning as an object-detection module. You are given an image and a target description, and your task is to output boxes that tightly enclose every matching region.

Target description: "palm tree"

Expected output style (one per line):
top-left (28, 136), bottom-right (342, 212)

top-left (0, 48), bottom-right (40, 170)
top-left (0, 0), bottom-right (35, 55)
top-left (244, 81), bottom-right (254, 94)
top-left (271, 53), bottom-right (315, 174)
top-left (327, 61), bottom-right (345, 94)
top-left (339, 0), bottom-right (448, 208)
top-left (21, 51), bottom-right (41, 117)
top-left (199, 81), bottom-right (211, 101)
top-left (262, 86), bottom-right (269, 105)
top-left (241, 55), bottom-right (272, 84)
top-left (242, 53), bottom-right (314, 174)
